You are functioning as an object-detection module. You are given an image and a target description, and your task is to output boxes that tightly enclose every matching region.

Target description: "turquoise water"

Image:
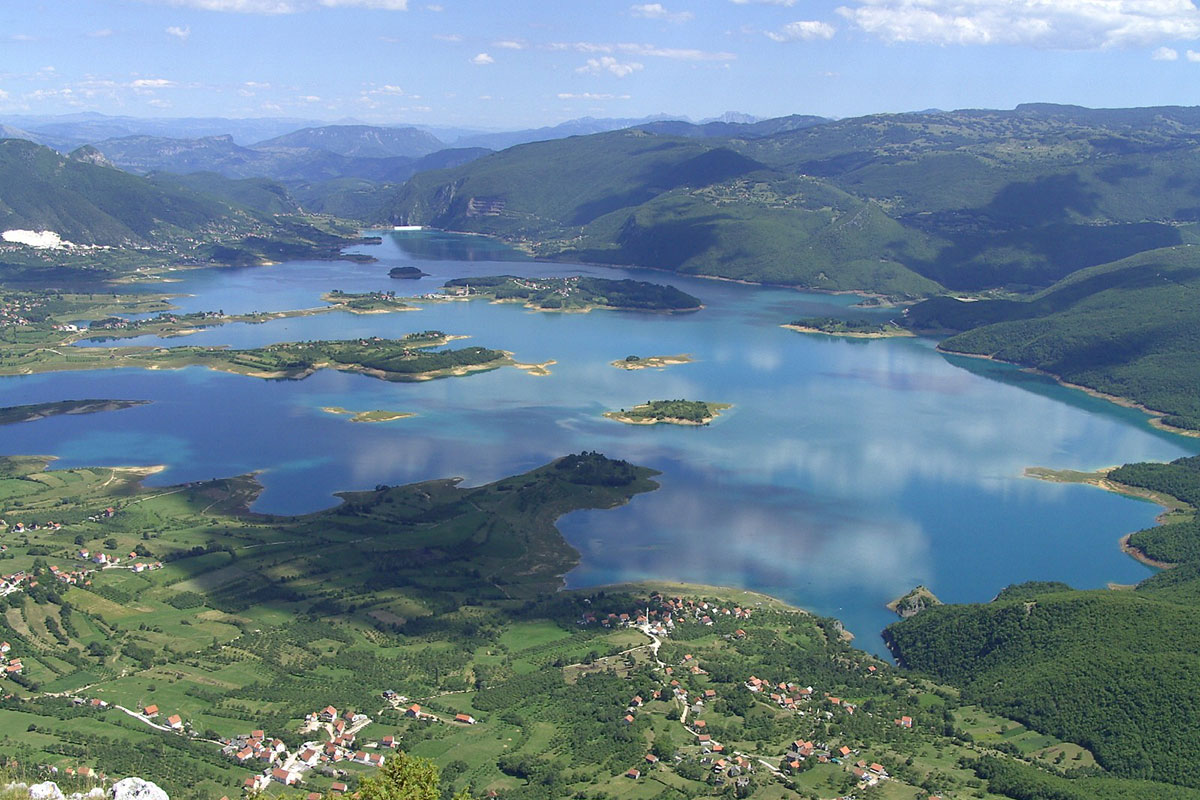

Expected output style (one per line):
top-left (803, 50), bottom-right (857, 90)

top-left (3, 230), bottom-right (1196, 654)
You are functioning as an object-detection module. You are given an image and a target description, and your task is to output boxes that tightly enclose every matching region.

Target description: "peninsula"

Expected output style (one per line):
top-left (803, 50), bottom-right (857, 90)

top-left (605, 399), bottom-right (731, 426)
top-left (0, 399), bottom-right (149, 425)
top-left (784, 317), bottom-right (914, 338)
top-left (439, 275), bottom-right (702, 312)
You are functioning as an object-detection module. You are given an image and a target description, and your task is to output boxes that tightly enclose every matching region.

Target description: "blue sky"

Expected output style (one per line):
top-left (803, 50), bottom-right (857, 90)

top-left (4, 0), bottom-right (1200, 128)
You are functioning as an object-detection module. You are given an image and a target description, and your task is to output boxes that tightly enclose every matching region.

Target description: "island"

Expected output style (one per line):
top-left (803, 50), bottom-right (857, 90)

top-left (321, 289), bottom-right (413, 313)
top-left (887, 585), bottom-right (942, 618)
top-left (389, 265), bottom-right (430, 279)
top-left (321, 406), bottom-right (415, 423)
top-left (0, 399), bottom-right (149, 425)
top-left (604, 399), bottom-right (731, 426)
top-left (439, 275), bottom-right (702, 312)
top-left (783, 317), bottom-right (914, 338)
top-left (611, 353), bottom-right (694, 370)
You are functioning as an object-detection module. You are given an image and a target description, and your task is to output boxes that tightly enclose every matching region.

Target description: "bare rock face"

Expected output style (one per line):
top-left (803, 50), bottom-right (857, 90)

top-left (110, 779), bottom-right (168, 800)
top-left (29, 782), bottom-right (65, 800)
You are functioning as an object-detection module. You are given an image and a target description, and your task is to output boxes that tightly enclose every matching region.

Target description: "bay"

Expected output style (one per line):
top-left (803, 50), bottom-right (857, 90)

top-left (2, 230), bottom-right (1195, 655)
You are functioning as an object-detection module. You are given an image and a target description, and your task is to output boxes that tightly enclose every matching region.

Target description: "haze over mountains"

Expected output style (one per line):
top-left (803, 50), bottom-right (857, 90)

top-left (5, 102), bottom-right (1200, 430)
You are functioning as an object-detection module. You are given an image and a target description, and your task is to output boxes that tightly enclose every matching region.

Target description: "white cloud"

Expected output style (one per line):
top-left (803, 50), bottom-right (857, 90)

top-left (1153, 44), bottom-right (1180, 59)
top-left (578, 56), bottom-right (645, 77)
top-left (494, 40), bottom-right (525, 49)
top-left (425, 3), bottom-right (442, 8)
top-left (767, 20), bottom-right (836, 40)
top-left (130, 78), bottom-right (176, 88)
top-left (471, 52), bottom-right (495, 65)
top-left (88, 29), bottom-right (115, 37)
top-left (619, 42), bottom-right (736, 60)
top-left (166, 25), bottom-right (191, 39)
top-left (1188, 48), bottom-right (1200, 59)
top-left (0, 89), bottom-right (9, 101)
top-left (731, 0), bottom-right (797, 5)
top-left (631, 3), bottom-right (694, 22)
top-left (137, 0), bottom-right (407, 13)
top-left (549, 41), bottom-right (736, 60)
top-left (557, 92), bottom-right (632, 100)
top-left (433, 33), bottom-right (463, 42)
top-left (244, 80), bottom-right (271, 88)
top-left (299, 94), bottom-right (321, 101)
top-left (10, 34), bottom-right (37, 42)
top-left (836, 0), bottom-right (1200, 49)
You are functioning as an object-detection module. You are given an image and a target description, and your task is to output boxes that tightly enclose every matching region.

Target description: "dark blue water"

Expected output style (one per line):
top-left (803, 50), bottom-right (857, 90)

top-left (3, 231), bottom-right (1194, 654)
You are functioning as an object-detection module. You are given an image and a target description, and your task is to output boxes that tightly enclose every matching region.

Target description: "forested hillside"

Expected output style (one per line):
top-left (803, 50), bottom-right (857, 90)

top-left (383, 103), bottom-right (1200, 296)
top-left (886, 452), bottom-right (1200, 789)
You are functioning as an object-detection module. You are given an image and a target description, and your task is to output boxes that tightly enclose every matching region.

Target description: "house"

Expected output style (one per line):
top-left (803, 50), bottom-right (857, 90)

top-left (380, 735), bottom-right (396, 748)
top-left (625, 769), bottom-right (640, 780)
top-left (142, 704), bottom-right (159, 717)
top-left (896, 715), bottom-right (913, 728)
top-left (406, 704), bottom-right (422, 718)
top-left (166, 714), bottom-right (183, 730)
top-left (320, 705), bottom-right (338, 722)
top-left (330, 783), bottom-right (347, 794)
top-left (296, 749), bottom-right (319, 766)
top-left (271, 768), bottom-right (298, 786)
top-left (454, 713), bottom-right (476, 725)
top-left (623, 714), bottom-right (634, 724)
top-left (644, 754), bottom-right (659, 764)
top-left (838, 746), bottom-right (852, 758)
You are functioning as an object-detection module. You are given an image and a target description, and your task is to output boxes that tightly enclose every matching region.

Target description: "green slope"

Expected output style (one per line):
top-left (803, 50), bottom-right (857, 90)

top-left (385, 129), bottom-right (942, 295)
top-left (907, 246), bottom-right (1200, 430)
top-left (887, 453), bottom-right (1200, 790)
top-left (0, 138), bottom-right (234, 245)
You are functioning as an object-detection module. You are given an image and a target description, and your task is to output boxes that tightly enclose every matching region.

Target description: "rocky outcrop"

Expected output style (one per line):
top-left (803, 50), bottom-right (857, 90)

top-left (110, 779), bottom-right (167, 800)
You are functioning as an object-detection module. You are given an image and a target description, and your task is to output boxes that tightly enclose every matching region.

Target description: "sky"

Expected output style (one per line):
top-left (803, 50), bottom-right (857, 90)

top-left (4, 0), bottom-right (1200, 129)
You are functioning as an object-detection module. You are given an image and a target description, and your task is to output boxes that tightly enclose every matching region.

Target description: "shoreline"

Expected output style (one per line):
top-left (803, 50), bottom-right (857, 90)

top-left (1024, 466), bottom-right (1190, 570)
top-left (781, 323), bottom-right (915, 339)
top-left (374, 226), bottom-right (919, 305)
top-left (603, 402), bottom-right (731, 427)
top-left (942, 348), bottom-right (1200, 439)
top-left (610, 354), bottom-right (693, 370)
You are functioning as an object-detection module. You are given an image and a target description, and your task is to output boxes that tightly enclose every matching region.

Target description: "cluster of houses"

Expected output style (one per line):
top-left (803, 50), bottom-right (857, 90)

top-left (1, 640), bottom-right (23, 676)
top-left (0, 296), bottom-right (46, 327)
top-left (140, 703), bottom-right (185, 731)
top-left (0, 570), bottom-right (31, 598)
top-left (231, 705), bottom-right (415, 794)
top-left (580, 594), bottom-right (754, 637)
top-left (6, 520), bottom-right (62, 534)
top-left (48, 564), bottom-right (94, 586)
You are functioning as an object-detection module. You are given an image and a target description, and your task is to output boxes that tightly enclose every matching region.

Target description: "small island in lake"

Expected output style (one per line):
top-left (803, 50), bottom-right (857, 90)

top-left (605, 399), bottom-right (731, 426)
top-left (321, 406), bottom-right (415, 423)
top-left (0, 399), bottom-right (149, 425)
top-left (322, 289), bottom-right (413, 313)
top-left (887, 585), bottom-right (942, 618)
top-left (784, 317), bottom-right (914, 338)
top-left (440, 275), bottom-right (702, 312)
top-left (611, 354), bottom-right (694, 370)
top-left (389, 266), bottom-right (429, 279)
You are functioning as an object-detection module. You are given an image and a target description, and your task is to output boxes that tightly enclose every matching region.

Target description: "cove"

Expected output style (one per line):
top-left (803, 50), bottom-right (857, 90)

top-left (3, 230), bottom-right (1196, 655)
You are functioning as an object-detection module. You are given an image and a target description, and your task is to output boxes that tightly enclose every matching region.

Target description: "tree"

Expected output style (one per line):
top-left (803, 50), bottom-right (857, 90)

top-left (358, 752), bottom-right (471, 800)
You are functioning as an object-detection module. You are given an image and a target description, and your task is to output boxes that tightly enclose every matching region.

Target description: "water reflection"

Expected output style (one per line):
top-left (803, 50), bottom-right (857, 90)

top-left (3, 230), bottom-right (1197, 654)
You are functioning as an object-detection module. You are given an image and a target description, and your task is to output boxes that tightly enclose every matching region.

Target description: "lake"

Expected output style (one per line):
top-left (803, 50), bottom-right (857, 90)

top-left (4, 230), bottom-right (1196, 654)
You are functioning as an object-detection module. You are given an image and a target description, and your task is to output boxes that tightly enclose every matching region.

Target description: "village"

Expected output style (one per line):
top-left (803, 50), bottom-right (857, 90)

top-left (572, 593), bottom-right (928, 798)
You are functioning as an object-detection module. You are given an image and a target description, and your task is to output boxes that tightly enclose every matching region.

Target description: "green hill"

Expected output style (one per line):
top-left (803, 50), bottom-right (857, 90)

top-left (0, 138), bottom-right (367, 277)
top-left (906, 246), bottom-right (1200, 430)
top-left (384, 129), bottom-right (942, 296)
top-left (887, 453), bottom-right (1200, 789)
top-left (385, 104), bottom-right (1200, 295)
top-left (252, 124), bottom-right (444, 159)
